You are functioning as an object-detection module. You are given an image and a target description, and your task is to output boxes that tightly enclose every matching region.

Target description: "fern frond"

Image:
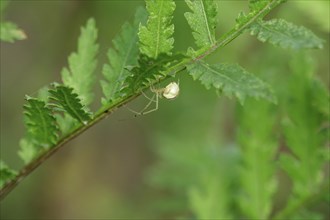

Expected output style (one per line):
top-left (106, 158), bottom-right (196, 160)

top-left (139, 0), bottom-right (176, 59)
top-left (148, 134), bottom-right (236, 218)
top-left (49, 84), bottom-right (92, 124)
top-left (0, 161), bottom-right (17, 188)
top-left (23, 96), bottom-right (58, 147)
top-left (248, 19), bottom-right (324, 50)
top-left (184, 0), bottom-right (218, 48)
top-left (187, 61), bottom-right (276, 104)
top-left (238, 100), bottom-right (277, 219)
top-left (122, 53), bottom-right (185, 94)
top-left (189, 177), bottom-right (227, 219)
top-left (61, 18), bottom-right (99, 106)
top-left (101, 7), bottom-right (147, 104)
top-left (0, 22), bottom-right (26, 43)
top-left (276, 53), bottom-right (328, 218)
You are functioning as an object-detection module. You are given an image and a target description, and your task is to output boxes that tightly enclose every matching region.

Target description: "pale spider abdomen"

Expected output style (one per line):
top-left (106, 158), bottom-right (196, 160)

top-left (163, 82), bottom-right (179, 99)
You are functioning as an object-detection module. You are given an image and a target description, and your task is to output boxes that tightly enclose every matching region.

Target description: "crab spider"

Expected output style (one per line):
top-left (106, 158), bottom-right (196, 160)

top-left (127, 81), bottom-right (180, 116)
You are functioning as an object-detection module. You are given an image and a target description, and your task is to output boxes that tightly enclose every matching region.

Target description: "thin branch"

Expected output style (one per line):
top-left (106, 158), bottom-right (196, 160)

top-left (0, 93), bottom-right (139, 199)
top-left (0, 0), bottom-right (283, 201)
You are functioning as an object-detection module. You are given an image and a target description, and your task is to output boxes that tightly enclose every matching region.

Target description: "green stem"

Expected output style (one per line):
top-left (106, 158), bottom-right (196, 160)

top-left (0, 0), bottom-right (283, 201)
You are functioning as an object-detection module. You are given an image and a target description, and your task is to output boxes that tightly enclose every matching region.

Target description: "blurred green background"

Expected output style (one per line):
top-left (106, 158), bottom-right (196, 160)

top-left (0, 0), bottom-right (329, 219)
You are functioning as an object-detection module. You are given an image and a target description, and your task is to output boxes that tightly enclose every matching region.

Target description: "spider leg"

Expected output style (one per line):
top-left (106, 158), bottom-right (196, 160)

top-left (141, 92), bottom-right (159, 115)
top-left (126, 93), bottom-right (157, 117)
top-left (125, 105), bottom-right (142, 116)
top-left (139, 93), bottom-right (156, 114)
top-left (141, 90), bottom-right (156, 103)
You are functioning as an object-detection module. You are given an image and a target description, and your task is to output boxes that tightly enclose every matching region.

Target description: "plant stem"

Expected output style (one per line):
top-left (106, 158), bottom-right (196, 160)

top-left (0, 93), bottom-right (139, 200)
top-left (0, 0), bottom-right (283, 201)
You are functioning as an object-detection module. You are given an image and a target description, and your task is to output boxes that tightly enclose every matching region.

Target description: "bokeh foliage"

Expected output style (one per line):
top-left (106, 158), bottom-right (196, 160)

top-left (0, 0), bottom-right (329, 219)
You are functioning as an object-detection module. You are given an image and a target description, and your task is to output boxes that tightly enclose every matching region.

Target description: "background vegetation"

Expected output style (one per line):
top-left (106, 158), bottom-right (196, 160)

top-left (1, 0), bottom-right (329, 219)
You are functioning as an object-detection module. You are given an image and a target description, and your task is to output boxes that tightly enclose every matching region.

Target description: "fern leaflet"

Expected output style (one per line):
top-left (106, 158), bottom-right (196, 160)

top-left (61, 18), bottom-right (99, 106)
top-left (235, 0), bottom-right (284, 28)
top-left (0, 22), bottom-right (26, 43)
top-left (22, 96), bottom-right (58, 147)
top-left (248, 19), bottom-right (324, 50)
top-left (238, 100), bottom-right (277, 219)
top-left (18, 137), bottom-right (37, 164)
top-left (101, 7), bottom-right (147, 104)
top-left (0, 161), bottom-right (17, 188)
top-left (187, 61), bottom-right (276, 104)
top-left (248, 0), bottom-right (270, 12)
top-left (122, 53), bottom-right (185, 94)
top-left (0, 1), bottom-right (26, 43)
top-left (139, 0), bottom-right (175, 59)
top-left (49, 84), bottom-right (92, 124)
top-left (184, 0), bottom-right (218, 48)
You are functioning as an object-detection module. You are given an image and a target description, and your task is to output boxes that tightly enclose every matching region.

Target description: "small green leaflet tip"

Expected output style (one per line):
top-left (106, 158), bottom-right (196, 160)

top-left (0, 161), bottom-right (18, 188)
top-left (101, 7), bottom-right (147, 104)
top-left (61, 17), bottom-right (98, 106)
top-left (23, 97), bottom-right (59, 147)
top-left (139, 0), bottom-right (176, 59)
top-left (0, 22), bottom-right (27, 43)
top-left (18, 137), bottom-right (37, 164)
top-left (184, 0), bottom-right (218, 48)
top-left (49, 84), bottom-right (92, 124)
top-left (24, 95), bottom-right (33, 101)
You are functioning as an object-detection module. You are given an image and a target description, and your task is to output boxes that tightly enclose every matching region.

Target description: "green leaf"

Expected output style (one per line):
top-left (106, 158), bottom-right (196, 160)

top-left (236, 0), bottom-right (283, 27)
top-left (18, 137), bottom-right (38, 164)
top-left (122, 53), bottom-right (185, 94)
top-left (49, 84), bottom-right (92, 124)
top-left (186, 61), bottom-right (276, 104)
top-left (249, 0), bottom-right (270, 12)
top-left (248, 19), bottom-right (324, 50)
top-left (189, 177), bottom-right (225, 219)
top-left (101, 7), bottom-right (147, 104)
top-left (18, 137), bottom-right (37, 164)
top-left (275, 53), bottom-right (328, 219)
top-left (238, 100), bottom-right (277, 219)
top-left (0, 1), bottom-right (26, 42)
top-left (55, 114), bottom-right (77, 136)
top-left (61, 18), bottom-right (99, 106)
top-left (148, 134), bottom-right (237, 218)
top-left (0, 161), bottom-right (17, 188)
top-left (311, 79), bottom-right (330, 119)
top-left (139, 0), bottom-right (175, 59)
top-left (184, 0), bottom-right (218, 48)
top-left (23, 96), bottom-right (58, 147)
top-left (36, 86), bottom-right (50, 102)
top-left (0, 21), bottom-right (26, 43)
